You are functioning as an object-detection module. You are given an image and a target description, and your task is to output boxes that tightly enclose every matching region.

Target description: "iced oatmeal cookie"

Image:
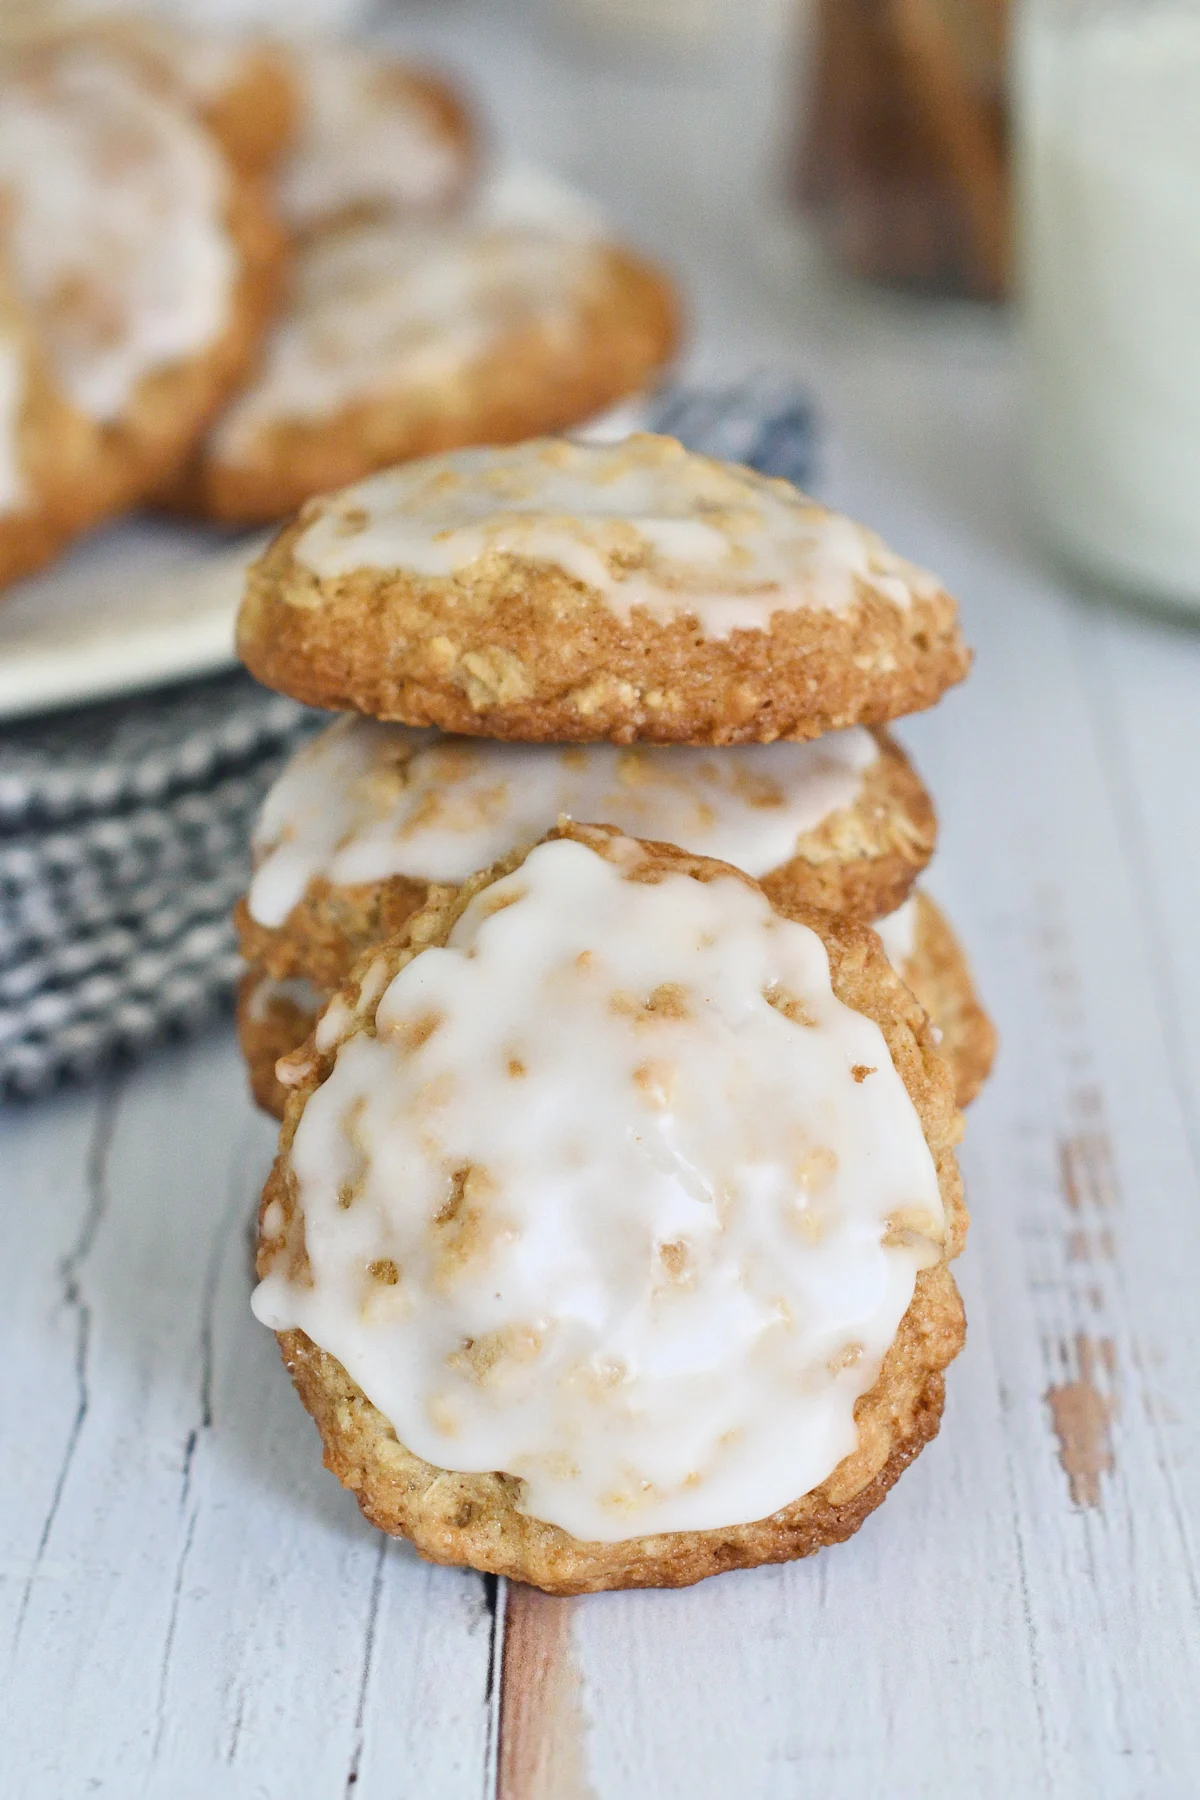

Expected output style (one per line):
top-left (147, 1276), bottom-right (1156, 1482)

top-left (252, 822), bottom-right (966, 1591)
top-left (0, 36), bottom-right (286, 520)
top-left (238, 435), bottom-right (970, 744)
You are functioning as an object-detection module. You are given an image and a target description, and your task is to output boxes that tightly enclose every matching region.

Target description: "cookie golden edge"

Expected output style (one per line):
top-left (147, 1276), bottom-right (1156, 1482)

top-left (196, 41), bottom-right (299, 177)
top-left (159, 245), bottom-right (680, 526)
top-left (237, 474), bottom-right (969, 746)
top-left (904, 892), bottom-right (996, 1109)
top-left (254, 822), bottom-right (967, 1594)
top-left (233, 725), bottom-right (936, 1000)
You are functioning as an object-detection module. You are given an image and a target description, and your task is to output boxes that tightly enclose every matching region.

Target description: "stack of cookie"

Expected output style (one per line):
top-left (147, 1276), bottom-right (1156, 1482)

top-left (0, 15), bottom-right (678, 591)
top-left (234, 431), bottom-right (993, 1594)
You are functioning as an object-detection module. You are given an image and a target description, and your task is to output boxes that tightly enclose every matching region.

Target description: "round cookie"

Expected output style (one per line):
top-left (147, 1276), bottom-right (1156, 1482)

top-left (239, 435), bottom-right (970, 745)
top-left (157, 211), bottom-right (680, 526)
top-left (0, 37), bottom-right (287, 521)
top-left (252, 822), bottom-right (966, 1592)
top-left (276, 39), bottom-right (477, 236)
top-left (0, 253), bottom-right (109, 588)
top-left (879, 890), bottom-right (996, 1109)
top-left (234, 716), bottom-right (934, 988)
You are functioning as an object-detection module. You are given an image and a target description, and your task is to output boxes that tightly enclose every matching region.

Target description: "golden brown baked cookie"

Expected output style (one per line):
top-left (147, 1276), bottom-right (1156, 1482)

top-left (275, 39), bottom-right (477, 236)
top-left (253, 822), bottom-right (966, 1592)
top-left (884, 890), bottom-right (995, 1108)
top-left (236, 967), bottom-right (326, 1120)
top-left (10, 14), bottom-right (299, 175)
top-left (238, 435), bottom-right (969, 745)
top-left (0, 37), bottom-right (287, 522)
top-left (233, 719), bottom-right (933, 990)
top-left (158, 209), bottom-right (679, 526)
top-left (0, 252), bottom-right (109, 588)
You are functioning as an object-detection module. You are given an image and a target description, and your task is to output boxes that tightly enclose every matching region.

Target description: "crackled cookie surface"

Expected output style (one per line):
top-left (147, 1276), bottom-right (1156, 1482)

top-left (162, 206), bottom-right (679, 524)
top-left (240, 434), bottom-right (969, 743)
top-left (0, 38), bottom-right (284, 513)
top-left (253, 825), bottom-right (965, 1590)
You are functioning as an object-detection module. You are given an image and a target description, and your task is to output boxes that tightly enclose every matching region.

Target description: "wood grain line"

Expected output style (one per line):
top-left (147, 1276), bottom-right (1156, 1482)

top-left (9, 1085), bottom-right (118, 1655)
top-left (496, 1588), bottom-right (594, 1800)
top-left (342, 1535), bottom-right (389, 1797)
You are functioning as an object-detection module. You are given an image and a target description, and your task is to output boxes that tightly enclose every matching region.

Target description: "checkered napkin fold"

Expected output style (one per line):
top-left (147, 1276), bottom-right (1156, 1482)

top-left (0, 379), bottom-right (815, 1098)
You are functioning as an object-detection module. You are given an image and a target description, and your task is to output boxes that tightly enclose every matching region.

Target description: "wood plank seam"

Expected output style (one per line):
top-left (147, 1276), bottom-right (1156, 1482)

top-left (497, 1587), bottom-right (594, 1800)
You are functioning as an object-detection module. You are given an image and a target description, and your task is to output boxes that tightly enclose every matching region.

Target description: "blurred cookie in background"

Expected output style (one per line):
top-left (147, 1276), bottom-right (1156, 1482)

top-left (65, 13), bottom-right (300, 176)
top-left (0, 33), bottom-right (288, 535)
top-left (0, 6), bottom-right (299, 175)
top-left (0, 253), bottom-right (110, 587)
top-left (159, 175), bottom-right (680, 525)
top-left (276, 37), bottom-right (478, 235)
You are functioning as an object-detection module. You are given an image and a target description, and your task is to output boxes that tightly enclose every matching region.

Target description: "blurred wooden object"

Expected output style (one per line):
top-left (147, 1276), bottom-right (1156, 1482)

top-left (798, 0), bottom-right (1010, 299)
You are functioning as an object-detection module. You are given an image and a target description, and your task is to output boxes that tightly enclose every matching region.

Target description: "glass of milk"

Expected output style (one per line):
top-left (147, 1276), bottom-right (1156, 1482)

top-left (1014, 0), bottom-right (1200, 612)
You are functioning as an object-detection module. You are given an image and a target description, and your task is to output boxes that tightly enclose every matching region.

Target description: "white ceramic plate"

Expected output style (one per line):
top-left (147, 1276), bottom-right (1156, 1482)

top-left (0, 520), bottom-right (269, 723)
top-left (0, 163), bottom-right (644, 724)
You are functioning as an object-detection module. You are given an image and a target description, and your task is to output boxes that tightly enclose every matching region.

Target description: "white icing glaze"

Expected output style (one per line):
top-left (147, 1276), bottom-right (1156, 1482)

top-left (212, 217), bottom-right (597, 461)
top-left (294, 436), bottom-right (942, 637)
top-left (247, 715), bottom-right (878, 929)
top-left (279, 42), bottom-right (466, 230)
top-left (875, 895), bottom-right (918, 971)
top-left (252, 836), bottom-right (946, 1542)
top-left (0, 336), bottom-right (27, 515)
top-left (0, 44), bottom-right (235, 421)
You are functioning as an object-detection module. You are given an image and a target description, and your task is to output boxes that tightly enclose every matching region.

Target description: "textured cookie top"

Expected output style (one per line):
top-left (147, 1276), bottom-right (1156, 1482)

top-left (252, 832), bottom-right (946, 1542)
top-left (212, 219), bottom-right (614, 461)
top-left (0, 42), bottom-right (235, 421)
top-left (279, 42), bottom-right (472, 232)
top-left (246, 714), bottom-right (879, 927)
top-left (292, 435), bottom-right (943, 639)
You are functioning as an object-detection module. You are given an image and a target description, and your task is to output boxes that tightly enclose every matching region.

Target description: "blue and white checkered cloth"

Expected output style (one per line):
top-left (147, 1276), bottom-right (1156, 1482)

top-left (0, 379), bottom-right (816, 1097)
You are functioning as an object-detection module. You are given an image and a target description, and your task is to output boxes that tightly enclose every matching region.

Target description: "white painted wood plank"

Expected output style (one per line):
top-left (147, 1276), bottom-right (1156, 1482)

top-left (564, 423), bottom-right (1200, 1796)
top-left (0, 1085), bottom-right (104, 1640)
top-left (1073, 603), bottom-right (1200, 1146)
top-left (5, 10), bottom-right (1200, 1793)
top-left (1, 1031), bottom-right (494, 1798)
